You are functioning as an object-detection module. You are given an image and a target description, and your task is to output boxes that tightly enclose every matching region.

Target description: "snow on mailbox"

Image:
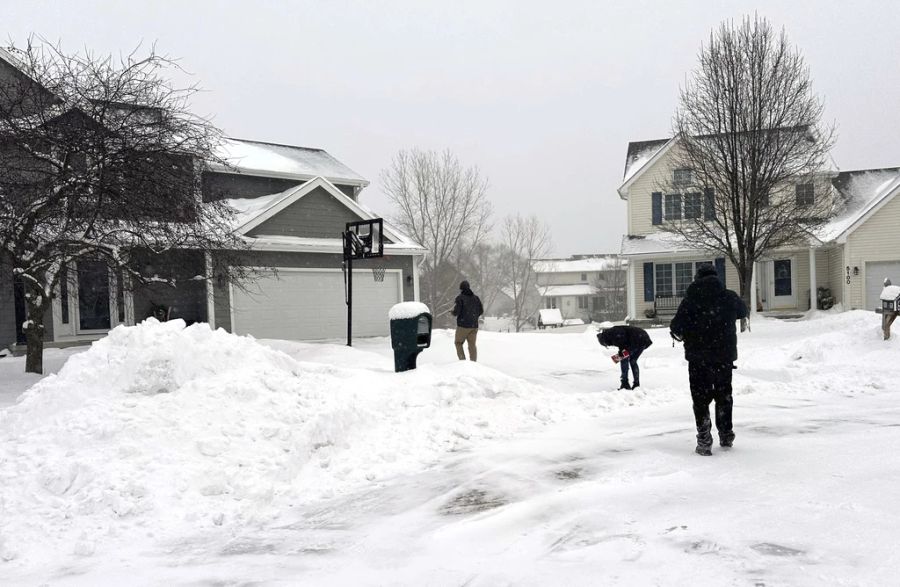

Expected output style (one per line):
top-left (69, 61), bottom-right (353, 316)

top-left (878, 278), bottom-right (900, 340)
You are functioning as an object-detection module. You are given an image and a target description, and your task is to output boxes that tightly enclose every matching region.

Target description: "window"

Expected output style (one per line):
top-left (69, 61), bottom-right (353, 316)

top-left (665, 194), bottom-right (682, 220)
top-left (578, 297), bottom-right (588, 309)
top-left (655, 264), bottom-right (673, 297)
top-left (545, 297), bottom-right (558, 309)
top-left (684, 192), bottom-right (702, 219)
top-left (674, 168), bottom-right (692, 187)
top-left (655, 260), bottom-right (714, 298)
top-left (796, 183), bottom-right (814, 206)
top-left (580, 273), bottom-right (587, 282)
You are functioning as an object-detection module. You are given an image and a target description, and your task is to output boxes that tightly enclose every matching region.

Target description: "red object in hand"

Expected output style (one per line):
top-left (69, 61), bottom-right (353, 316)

top-left (611, 350), bottom-right (630, 363)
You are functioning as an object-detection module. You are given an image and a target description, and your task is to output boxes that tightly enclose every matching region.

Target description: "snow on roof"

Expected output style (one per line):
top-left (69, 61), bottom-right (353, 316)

top-left (225, 189), bottom-right (292, 229)
top-left (215, 138), bottom-right (368, 185)
top-left (817, 169), bottom-right (900, 243)
top-left (538, 308), bottom-right (563, 325)
top-left (622, 138), bottom-right (670, 182)
top-left (532, 257), bottom-right (624, 273)
top-left (620, 233), bottom-right (703, 256)
top-left (538, 284), bottom-right (598, 297)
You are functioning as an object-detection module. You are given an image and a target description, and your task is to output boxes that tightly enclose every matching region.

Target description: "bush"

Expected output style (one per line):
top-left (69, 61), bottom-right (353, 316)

top-left (817, 287), bottom-right (835, 310)
top-left (644, 307), bottom-right (657, 319)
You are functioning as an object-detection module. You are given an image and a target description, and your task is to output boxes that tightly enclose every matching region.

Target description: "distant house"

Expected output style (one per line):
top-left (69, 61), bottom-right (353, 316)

top-left (616, 135), bottom-right (900, 322)
top-left (532, 255), bottom-right (627, 322)
top-left (0, 50), bottom-right (426, 349)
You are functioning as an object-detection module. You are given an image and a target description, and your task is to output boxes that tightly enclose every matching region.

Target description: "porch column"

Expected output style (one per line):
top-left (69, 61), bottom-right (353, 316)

top-left (809, 247), bottom-right (817, 311)
top-left (750, 262), bottom-right (758, 315)
top-left (205, 252), bottom-right (216, 329)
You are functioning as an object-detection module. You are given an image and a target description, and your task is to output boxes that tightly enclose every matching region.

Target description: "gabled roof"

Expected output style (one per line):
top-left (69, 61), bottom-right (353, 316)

top-left (617, 137), bottom-right (677, 199)
top-left (818, 168), bottom-right (900, 244)
top-left (213, 138), bottom-right (369, 186)
top-left (226, 176), bottom-right (423, 252)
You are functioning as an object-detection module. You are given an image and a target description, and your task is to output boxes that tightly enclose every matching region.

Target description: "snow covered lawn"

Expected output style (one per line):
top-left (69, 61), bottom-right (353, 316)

top-left (1, 311), bottom-right (899, 585)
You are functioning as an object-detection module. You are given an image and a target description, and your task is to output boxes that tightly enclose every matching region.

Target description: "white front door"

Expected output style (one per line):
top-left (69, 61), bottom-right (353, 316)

top-left (766, 258), bottom-right (797, 310)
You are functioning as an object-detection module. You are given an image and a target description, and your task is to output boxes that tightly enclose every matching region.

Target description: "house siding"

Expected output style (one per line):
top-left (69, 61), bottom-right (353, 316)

top-left (631, 255), bottom-right (739, 318)
top-left (247, 186), bottom-right (363, 239)
top-left (201, 171), bottom-right (301, 202)
top-left (626, 149), bottom-right (679, 236)
top-left (845, 192), bottom-right (900, 309)
top-left (213, 251), bottom-right (415, 333)
top-left (827, 247), bottom-right (845, 305)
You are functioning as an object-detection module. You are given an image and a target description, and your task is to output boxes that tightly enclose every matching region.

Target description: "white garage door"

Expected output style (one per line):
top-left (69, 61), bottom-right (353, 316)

top-left (231, 269), bottom-right (402, 340)
top-left (866, 261), bottom-right (900, 310)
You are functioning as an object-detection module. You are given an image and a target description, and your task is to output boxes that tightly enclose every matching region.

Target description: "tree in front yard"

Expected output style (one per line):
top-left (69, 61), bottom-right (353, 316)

top-left (501, 214), bottom-right (551, 332)
top-left (381, 148), bottom-right (492, 322)
top-left (664, 16), bottom-right (836, 312)
top-left (0, 38), bottom-right (246, 373)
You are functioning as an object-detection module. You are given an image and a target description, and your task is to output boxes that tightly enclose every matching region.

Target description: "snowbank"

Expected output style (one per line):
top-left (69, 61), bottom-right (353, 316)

top-left (0, 319), bottom-right (558, 565)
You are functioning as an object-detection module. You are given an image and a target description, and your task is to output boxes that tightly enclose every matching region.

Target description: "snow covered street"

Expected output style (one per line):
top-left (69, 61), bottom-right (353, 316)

top-left (1, 311), bottom-right (899, 585)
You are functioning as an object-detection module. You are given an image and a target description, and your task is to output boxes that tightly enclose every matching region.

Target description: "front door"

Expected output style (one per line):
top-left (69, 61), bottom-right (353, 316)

top-left (767, 258), bottom-right (797, 310)
top-left (76, 260), bottom-right (112, 332)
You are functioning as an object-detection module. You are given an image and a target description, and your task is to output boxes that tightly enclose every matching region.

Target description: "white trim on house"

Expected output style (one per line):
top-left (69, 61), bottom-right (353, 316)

top-left (617, 137), bottom-right (679, 199)
top-left (205, 252), bottom-right (216, 329)
top-left (246, 236), bottom-right (425, 256)
top-left (835, 176), bottom-right (900, 244)
top-left (208, 165), bottom-right (369, 188)
top-left (413, 254), bottom-right (422, 302)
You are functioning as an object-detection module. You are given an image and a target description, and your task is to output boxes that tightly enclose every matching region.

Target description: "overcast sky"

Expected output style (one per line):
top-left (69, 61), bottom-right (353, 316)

top-left (6, 0), bottom-right (900, 255)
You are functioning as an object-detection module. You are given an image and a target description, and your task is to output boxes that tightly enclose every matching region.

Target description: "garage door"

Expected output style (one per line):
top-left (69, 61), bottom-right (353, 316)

top-left (866, 261), bottom-right (900, 310)
top-left (231, 269), bottom-right (402, 340)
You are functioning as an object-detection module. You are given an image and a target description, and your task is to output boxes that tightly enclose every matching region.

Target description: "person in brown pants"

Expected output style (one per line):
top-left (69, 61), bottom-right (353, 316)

top-left (451, 280), bottom-right (484, 361)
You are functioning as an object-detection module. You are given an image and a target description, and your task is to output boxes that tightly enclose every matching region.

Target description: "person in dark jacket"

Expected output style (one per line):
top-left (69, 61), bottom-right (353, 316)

top-left (670, 264), bottom-right (749, 456)
top-left (451, 280), bottom-right (484, 361)
top-left (597, 325), bottom-right (653, 390)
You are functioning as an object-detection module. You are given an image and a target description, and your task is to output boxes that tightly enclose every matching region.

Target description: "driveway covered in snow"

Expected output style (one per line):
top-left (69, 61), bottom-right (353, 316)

top-left (1, 311), bottom-right (898, 585)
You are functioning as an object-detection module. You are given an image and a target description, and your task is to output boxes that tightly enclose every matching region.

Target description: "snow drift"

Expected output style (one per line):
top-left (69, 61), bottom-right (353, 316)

top-left (0, 319), bottom-right (556, 564)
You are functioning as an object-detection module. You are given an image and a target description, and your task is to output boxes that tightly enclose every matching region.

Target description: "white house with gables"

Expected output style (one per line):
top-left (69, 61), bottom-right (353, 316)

top-left (617, 136), bottom-right (900, 323)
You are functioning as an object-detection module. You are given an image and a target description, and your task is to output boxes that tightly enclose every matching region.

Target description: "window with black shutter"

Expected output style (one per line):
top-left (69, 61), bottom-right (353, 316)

top-left (651, 192), bottom-right (662, 225)
top-left (665, 194), bottom-right (682, 220)
top-left (703, 188), bottom-right (715, 220)
top-left (684, 192), bottom-right (702, 219)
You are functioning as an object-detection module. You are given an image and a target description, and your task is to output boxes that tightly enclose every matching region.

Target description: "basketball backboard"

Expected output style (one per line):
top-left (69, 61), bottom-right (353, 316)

top-left (343, 218), bottom-right (384, 260)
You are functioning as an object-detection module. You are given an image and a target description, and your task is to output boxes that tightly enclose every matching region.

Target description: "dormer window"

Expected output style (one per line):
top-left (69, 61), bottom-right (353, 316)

top-left (580, 273), bottom-right (587, 282)
top-left (673, 168), bottom-right (692, 187)
top-left (796, 182), bottom-right (814, 206)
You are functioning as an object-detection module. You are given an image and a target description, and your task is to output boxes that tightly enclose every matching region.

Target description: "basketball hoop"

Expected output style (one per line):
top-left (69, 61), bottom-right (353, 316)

top-left (372, 265), bottom-right (386, 282)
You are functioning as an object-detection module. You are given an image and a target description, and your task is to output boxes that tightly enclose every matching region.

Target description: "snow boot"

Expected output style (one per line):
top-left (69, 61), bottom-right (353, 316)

top-left (632, 379), bottom-right (640, 389)
top-left (720, 432), bottom-right (735, 448)
top-left (618, 379), bottom-right (631, 390)
top-left (695, 445), bottom-right (712, 456)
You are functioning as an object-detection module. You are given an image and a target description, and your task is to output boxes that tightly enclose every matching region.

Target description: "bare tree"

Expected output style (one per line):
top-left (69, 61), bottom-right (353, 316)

top-left (381, 149), bottom-right (492, 322)
top-left (459, 241), bottom-right (510, 318)
top-left (502, 214), bottom-right (551, 332)
top-left (591, 256), bottom-right (627, 321)
top-left (665, 16), bottom-right (836, 310)
top-left (0, 38), bottom-right (246, 373)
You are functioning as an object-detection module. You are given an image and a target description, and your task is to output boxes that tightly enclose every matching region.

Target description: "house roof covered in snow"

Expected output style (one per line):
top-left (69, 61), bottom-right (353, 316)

top-left (622, 138), bottom-right (670, 182)
top-left (620, 233), bottom-right (707, 257)
top-left (817, 168), bottom-right (900, 243)
top-left (213, 138), bottom-right (369, 186)
top-left (532, 256), bottom-right (625, 274)
top-left (537, 284), bottom-right (598, 297)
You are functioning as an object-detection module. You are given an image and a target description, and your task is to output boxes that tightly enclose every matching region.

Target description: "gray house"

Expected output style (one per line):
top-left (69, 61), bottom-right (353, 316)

top-left (0, 51), bottom-right (425, 348)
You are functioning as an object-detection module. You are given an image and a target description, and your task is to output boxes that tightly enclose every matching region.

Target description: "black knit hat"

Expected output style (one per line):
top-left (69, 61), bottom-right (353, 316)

top-left (460, 280), bottom-right (470, 290)
top-left (695, 265), bottom-right (718, 280)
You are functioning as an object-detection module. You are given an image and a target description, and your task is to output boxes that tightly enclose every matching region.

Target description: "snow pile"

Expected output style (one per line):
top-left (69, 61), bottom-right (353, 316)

top-left (0, 319), bottom-right (557, 565)
top-left (388, 301), bottom-right (430, 320)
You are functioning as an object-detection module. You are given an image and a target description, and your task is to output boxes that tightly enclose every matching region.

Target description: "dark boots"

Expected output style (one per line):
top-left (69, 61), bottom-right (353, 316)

top-left (618, 378), bottom-right (631, 390)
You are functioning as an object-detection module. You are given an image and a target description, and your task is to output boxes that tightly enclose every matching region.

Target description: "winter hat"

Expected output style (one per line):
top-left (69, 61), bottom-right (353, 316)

top-left (460, 280), bottom-right (471, 291)
top-left (695, 265), bottom-right (718, 280)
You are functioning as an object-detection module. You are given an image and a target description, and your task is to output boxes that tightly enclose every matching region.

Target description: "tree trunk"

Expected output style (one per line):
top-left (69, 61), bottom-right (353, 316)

top-left (24, 287), bottom-right (47, 374)
top-left (738, 263), bottom-right (754, 333)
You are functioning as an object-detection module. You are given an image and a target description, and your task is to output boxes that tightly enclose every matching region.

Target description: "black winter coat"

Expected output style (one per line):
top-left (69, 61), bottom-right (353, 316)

top-left (669, 275), bottom-right (749, 364)
top-left (452, 289), bottom-right (484, 328)
top-left (597, 325), bottom-right (652, 353)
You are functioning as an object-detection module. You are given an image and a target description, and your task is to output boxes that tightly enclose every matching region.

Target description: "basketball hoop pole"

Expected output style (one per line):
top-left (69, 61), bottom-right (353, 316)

top-left (344, 232), bottom-right (353, 347)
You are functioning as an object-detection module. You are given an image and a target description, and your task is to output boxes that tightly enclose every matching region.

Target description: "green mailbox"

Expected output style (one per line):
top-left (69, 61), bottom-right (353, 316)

top-left (388, 302), bottom-right (432, 372)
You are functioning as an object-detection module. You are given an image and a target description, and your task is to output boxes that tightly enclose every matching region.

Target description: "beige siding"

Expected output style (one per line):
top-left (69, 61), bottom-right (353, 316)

top-left (845, 193), bottom-right (900, 309)
top-left (827, 247), bottom-right (845, 305)
top-left (626, 147), bottom-right (679, 236)
top-left (631, 255), bottom-right (738, 318)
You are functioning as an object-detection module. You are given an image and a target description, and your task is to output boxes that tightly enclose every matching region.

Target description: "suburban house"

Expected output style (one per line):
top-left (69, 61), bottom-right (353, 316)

top-left (0, 50), bottom-right (426, 349)
top-left (617, 136), bottom-right (900, 323)
top-left (533, 255), bottom-right (627, 322)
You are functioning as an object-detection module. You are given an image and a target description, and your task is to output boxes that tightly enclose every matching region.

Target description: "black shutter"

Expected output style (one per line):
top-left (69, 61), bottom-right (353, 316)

top-left (715, 257), bottom-right (726, 286)
top-left (643, 262), bottom-right (654, 302)
top-left (651, 192), bottom-right (662, 225)
top-left (704, 188), bottom-right (715, 220)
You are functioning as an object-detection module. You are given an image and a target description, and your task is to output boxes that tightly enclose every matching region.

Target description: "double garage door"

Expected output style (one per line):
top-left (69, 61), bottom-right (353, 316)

top-left (865, 261), bottom-right (900, 310)
top-left (231, 269), bottom-right (402, 340)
